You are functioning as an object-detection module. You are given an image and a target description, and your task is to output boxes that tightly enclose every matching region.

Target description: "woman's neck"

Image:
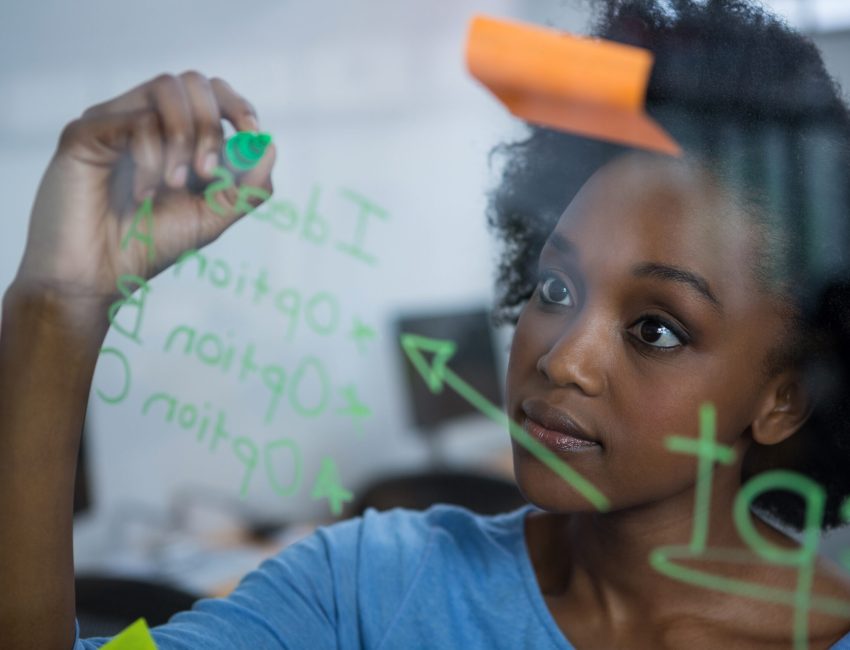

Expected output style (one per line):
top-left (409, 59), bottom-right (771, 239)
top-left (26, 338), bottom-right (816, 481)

top-left (524, 460), bottom-right (798, 623)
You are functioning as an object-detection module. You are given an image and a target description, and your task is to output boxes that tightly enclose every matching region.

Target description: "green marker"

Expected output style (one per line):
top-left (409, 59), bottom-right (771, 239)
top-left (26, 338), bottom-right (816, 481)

top-left (225, 131), bottom-right (272, 171)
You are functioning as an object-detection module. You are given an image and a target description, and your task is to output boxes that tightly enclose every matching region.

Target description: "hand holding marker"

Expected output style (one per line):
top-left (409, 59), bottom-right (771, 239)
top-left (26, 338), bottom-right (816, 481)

top-left (121, 130), bottom-right (273, 269)
top-left (1, 71), bottom-right (277, 650)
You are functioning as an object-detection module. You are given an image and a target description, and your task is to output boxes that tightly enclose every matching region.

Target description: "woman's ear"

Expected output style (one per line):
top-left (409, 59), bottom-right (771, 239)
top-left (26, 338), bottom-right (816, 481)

top-left (750, 370), bottom-right (812, 446)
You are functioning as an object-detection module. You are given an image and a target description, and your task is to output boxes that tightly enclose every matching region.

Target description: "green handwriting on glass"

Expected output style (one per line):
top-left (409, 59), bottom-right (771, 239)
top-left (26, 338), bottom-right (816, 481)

top-left (97, 325), bottom-right (373, 428)
top-left (653, 402), bottom-right (848, 650)
top-left (139, 390), bottom-right (352, 514)
top-left (164, 324), bottom-right (331, 424)
top-left (135, 390), bottom-right (303, 500)
top-left (109, 245), bottom-right (379, 354)
top-left (94, 344), bottom-right (363, 514)
top-left (204, 169), bottom-right (388, 267)
top-left (100, 170), bottom-right (361, 516)
top-left (173, 249), bottom-right (374, 348)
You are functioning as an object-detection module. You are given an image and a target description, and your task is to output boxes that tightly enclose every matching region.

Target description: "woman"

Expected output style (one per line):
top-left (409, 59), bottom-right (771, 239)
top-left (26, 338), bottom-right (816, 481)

top-left (3, 0), bottom-right (850, 648)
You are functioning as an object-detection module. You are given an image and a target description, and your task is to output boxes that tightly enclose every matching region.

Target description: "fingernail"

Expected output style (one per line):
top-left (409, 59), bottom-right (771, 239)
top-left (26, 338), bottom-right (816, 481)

top-left (170, 165), bottom-right (188, 186)
top-left (203, 152), bottom-right (218, 175)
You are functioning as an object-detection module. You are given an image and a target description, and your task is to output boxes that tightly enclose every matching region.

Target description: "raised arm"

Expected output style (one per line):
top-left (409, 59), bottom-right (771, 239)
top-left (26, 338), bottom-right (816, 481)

top-left (0, 72), bottom-right (274, 650)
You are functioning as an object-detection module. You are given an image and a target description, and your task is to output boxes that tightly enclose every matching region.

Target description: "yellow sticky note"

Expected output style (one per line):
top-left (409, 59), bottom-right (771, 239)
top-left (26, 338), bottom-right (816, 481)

top-left (101, 618), bottom-right (158, 650)
top-left (466, 14), bottom-right (681, 156)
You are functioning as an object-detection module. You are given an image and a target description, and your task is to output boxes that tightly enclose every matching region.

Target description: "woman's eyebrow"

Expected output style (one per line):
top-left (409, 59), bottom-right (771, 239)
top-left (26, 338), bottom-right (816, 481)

top-left (632, 262), bottom-right (724, 313)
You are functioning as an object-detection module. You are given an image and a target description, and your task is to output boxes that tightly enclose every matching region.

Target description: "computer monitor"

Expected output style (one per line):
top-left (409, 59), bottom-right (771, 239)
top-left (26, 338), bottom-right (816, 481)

top-left (396, 306), bottom-right (503, 432)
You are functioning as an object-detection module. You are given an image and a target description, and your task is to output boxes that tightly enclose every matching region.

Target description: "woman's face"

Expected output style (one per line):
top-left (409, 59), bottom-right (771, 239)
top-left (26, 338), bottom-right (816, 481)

top-left (506, 152), bottom-right (789, 514)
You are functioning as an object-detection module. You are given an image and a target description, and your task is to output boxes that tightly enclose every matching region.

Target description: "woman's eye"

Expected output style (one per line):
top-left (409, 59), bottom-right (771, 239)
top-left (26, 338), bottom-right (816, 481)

top-left (539, 276), bottom-right (573, 306)
top-left (629, 319), bottom-right (683, 349)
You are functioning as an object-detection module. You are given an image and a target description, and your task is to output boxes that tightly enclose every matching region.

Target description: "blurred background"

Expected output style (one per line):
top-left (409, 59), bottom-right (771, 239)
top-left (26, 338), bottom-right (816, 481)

top-left (4, 0), bottom-right (850, 633)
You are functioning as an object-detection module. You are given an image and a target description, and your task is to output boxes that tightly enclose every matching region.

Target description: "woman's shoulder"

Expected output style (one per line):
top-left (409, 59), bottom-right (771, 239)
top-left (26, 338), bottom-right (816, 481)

top-left (261, 503), bottom-right (533, 586)
top-left (317, 503), bottom-right (534, 562)
top-left (269, 503), bottom-right (533, 603)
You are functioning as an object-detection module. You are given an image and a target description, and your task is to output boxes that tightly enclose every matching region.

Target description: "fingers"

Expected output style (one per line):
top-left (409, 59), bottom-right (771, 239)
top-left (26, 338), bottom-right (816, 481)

top-left (82, 72), bottom-right (264, 178)
top-left (81, 73), bottom-right (198, 188)
top-left (59, 108), bottom-right (151, 162)
top-left (129, 110), bottom-right (164, 202)
top-left (210, 77), bottom-right (260, 133)
top-left (145, 74), bottom-right (195, 189)
top-left (70, 71), bottom-right (273, 209)
top-left (81, 79), bottom-right (152, 118)
top-left (180, 72), bottom-right (224, 180)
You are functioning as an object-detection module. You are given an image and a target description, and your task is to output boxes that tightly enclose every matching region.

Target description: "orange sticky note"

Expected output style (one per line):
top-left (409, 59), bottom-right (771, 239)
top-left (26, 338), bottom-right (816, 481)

top-left (466, 15), bottom-right (681, 156)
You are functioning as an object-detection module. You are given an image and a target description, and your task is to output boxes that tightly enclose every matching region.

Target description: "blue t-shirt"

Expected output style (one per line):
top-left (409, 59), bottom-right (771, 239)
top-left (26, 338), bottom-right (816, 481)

top-left (74, 504), bottom-right (850, 649)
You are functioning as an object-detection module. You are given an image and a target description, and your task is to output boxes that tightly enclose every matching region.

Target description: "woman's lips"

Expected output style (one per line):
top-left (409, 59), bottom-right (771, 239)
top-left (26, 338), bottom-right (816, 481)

top-left (521, 398), bottom-right (601, 452)
top-left (523, 416), bottom-right (600, 452)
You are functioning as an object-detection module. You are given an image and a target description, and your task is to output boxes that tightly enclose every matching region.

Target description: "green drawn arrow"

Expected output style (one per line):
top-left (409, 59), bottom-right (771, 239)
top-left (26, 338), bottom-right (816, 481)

top-left (400, 333), bottom-right (610, 511)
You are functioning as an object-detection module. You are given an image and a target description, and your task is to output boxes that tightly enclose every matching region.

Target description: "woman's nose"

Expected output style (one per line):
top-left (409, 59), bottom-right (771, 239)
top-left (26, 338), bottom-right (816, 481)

top-left (536, 314), bottom-right (609, 396)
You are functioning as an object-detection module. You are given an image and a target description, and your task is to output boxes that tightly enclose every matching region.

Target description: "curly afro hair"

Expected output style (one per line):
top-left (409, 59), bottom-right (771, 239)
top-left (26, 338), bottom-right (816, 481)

top-left (487, 0), bottom-right (850, 530)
